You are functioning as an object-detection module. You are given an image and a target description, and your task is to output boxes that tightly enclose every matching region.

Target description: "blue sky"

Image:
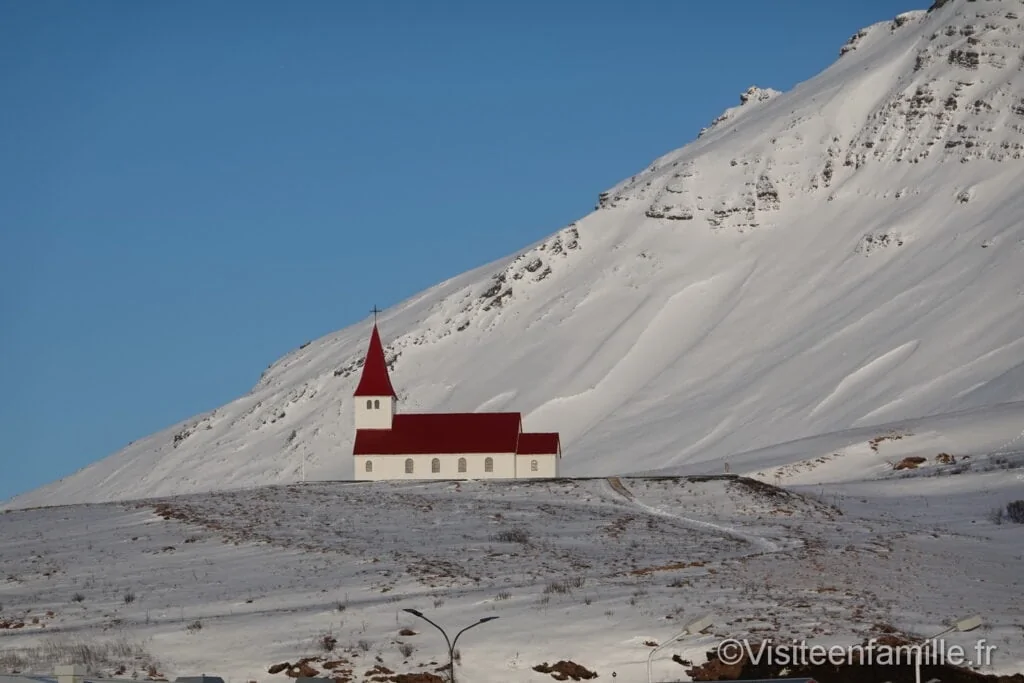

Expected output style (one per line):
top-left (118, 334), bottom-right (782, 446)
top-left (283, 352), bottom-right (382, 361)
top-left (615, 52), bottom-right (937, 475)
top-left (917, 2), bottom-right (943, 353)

top-left (0, 0), bottom-right (922, 501)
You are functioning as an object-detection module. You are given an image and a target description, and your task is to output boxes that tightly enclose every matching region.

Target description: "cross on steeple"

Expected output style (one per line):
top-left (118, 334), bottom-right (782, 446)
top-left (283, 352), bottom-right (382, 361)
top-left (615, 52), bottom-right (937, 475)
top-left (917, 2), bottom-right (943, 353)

top-left (370, 305), bottom-right (381, 324)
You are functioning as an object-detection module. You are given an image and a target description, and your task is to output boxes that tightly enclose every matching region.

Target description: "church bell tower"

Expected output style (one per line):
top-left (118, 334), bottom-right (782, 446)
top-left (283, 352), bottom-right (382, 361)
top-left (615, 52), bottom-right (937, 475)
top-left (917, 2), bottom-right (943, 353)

top-left (353, 322), bottom-right (396, 430)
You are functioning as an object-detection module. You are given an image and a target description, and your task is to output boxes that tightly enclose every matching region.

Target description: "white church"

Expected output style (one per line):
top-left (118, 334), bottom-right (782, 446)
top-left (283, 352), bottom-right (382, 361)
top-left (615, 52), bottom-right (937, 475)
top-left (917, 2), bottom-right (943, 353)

top-left (351, 323), bottom-right (562, 480)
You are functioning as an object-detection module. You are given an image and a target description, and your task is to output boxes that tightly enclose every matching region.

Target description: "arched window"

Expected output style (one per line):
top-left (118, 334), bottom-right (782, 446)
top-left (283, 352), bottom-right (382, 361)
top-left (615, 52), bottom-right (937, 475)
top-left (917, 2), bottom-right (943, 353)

top-left (458, 457), bottom-right (467, 473)
top-left (374, 399), bottom-right (380, 409)
top-left (405, 458), bottom-right (414, 474)
top-left (530, 459), bottom-right (538, 472)
top-left (484, 457), bottom-right (494, 473)
top-left (431, 458), bottom-right (440, 473)
top-left (366, 399), bottom-right (372, 409)
top-left (365, 460), bottom-right (373, 473)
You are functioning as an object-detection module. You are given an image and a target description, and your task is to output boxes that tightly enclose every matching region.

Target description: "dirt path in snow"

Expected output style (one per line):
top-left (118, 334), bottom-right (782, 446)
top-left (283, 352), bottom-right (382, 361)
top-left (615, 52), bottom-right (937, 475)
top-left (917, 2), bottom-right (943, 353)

top-left (604, 477), bottom-right (783, 553)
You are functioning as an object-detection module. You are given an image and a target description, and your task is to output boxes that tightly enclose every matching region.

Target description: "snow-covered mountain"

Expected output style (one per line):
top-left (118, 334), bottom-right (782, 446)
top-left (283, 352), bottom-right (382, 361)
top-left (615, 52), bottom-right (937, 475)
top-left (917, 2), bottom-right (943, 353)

top-left (9, 0), bottom-right (1024, 507)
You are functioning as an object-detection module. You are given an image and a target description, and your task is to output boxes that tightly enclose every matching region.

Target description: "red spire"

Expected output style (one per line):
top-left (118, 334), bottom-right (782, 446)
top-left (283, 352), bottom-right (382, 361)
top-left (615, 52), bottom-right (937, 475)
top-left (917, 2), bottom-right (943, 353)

top-left (353, 324), bottom-right (397, 398)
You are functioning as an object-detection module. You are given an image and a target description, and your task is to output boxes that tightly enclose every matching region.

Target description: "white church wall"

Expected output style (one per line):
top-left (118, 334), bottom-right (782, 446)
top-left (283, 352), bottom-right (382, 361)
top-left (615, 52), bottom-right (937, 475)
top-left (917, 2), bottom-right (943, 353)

top-left (354, 395), bottom-right (394, 430)
top-left (354, 452), bottom-right (518, 481)
top-left (515, 454), bottom-right (558, 478)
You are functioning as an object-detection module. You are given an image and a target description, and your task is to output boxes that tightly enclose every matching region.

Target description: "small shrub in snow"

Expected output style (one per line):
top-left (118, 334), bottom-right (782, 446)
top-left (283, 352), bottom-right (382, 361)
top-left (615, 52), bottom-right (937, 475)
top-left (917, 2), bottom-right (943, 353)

top-left (317, 632), bottom-right (337, 652)
top-left (987, 501), bottom-right (1024, 525)
top-left (123, 591), bottom-right (136, 604)
top-left (1005, 500), bottom-right (1024, 524)
top-left (491, 527), bottom-right (530, 543)
top-left (357, 639), bottom-right (373, 652)
top-left (987, 507), bottom-right (1006, 525)
top-left (185, 620), bottom-right (202, 634)
top-left (71, 593), bottom-right (85, 603)
top-left (495, 590), bottom-right (512, 601)
top-left (543, 580), bottom-right (571, 595)
top-left (398, 642), bottom-right (415, 658)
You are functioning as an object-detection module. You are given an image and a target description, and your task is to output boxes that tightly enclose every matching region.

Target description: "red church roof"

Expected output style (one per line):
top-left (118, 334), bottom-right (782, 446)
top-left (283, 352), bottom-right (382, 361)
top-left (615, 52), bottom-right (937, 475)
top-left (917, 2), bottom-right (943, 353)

top-left (516, 432), bottom-right (561, 455)
top-left (353, 324), bottom-right (397, 398)
top-left (354, 413), bottom-right (523, 455)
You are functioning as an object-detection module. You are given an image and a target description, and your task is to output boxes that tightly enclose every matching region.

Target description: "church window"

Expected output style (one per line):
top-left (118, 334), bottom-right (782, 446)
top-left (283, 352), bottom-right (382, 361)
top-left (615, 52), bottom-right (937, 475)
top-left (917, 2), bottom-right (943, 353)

top-left (365, 460), bottom-right (373, 473)
top-left (405, 458), bottom-right (414, 474)
top-left (531, 459), bottom-right (538, 472)
top-left (484, 457), bottom-right (494, 473)
top-left (366, 399), bottom-right (372, 409)
top-left (431, 458), bottom-right (440, 473)
top-left (458, 457), bottom-right (467, 473)
top-left (374, 399), bottom-right (380, 409)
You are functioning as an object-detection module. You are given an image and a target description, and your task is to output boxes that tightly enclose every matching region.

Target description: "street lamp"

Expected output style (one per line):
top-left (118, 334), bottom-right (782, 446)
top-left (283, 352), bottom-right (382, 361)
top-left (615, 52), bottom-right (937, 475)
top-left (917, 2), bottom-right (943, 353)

top-left (915, 614), bottom-right (982, 683)
top-left (402, 608), bottom-right (499, 683)
top-left (647, 614), bottom-right (715, 683)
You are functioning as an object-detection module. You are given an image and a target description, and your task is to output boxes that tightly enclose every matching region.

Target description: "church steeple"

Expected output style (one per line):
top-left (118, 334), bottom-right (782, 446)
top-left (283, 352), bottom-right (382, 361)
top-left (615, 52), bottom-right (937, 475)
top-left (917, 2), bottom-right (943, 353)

top-left (354, 323), bottom-right (396, 398)
top-left (353, 322), bottom-right (397, 430)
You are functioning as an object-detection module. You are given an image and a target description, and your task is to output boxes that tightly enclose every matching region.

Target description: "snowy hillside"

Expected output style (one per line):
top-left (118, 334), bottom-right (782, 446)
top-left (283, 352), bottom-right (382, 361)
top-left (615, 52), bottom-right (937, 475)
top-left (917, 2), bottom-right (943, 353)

top-left (8, 0), bottom-right (1024, 507)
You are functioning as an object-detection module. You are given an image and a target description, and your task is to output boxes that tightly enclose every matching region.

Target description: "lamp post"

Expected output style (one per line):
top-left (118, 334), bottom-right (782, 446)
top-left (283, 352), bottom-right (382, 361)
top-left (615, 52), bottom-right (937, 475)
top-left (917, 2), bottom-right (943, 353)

top-left (646, 615), bottom-right (715, 683)
top-left (915, 614), bottom-right (982, 683)
top-left (402, 608), bottom-right (498, 683)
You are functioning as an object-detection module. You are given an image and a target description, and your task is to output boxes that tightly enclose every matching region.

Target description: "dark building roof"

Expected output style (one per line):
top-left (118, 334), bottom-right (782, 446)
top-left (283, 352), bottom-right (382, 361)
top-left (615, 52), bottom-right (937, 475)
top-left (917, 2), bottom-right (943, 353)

top-left (515, 432), bottom-right (561, 455)
top-left (353, 413), bottom-right (561, 456)
top-left (354, 413), bottom-right (522, 454)
top-left (353, 325), bottom-right (397, 398)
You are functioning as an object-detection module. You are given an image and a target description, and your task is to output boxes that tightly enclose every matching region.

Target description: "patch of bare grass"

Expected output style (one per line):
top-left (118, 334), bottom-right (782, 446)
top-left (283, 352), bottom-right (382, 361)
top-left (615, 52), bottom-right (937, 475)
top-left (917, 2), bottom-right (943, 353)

top-left (0, 636), bottom-right (160, 676)
top-left (543, 576), bottom-right (585, 595)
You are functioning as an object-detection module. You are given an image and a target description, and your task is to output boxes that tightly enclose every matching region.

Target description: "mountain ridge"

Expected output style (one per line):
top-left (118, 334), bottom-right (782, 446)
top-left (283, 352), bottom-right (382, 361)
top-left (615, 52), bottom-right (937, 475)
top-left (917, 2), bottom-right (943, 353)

top-left (8, 0), bottom-right (1024, 508)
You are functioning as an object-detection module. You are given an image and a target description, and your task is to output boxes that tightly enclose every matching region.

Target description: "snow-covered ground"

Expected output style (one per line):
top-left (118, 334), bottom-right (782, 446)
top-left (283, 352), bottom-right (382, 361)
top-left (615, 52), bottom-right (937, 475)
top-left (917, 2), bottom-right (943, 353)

top-left (1, 411), bottom-right (1022, 681)
top-left (7, 0), bottom-right (1024, 508)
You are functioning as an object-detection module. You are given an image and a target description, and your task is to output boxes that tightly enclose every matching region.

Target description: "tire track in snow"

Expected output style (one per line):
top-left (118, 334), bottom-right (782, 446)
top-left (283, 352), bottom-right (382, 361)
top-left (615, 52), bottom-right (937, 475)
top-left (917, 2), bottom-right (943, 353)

top-left (605, 477), bottom-right (781, 553)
